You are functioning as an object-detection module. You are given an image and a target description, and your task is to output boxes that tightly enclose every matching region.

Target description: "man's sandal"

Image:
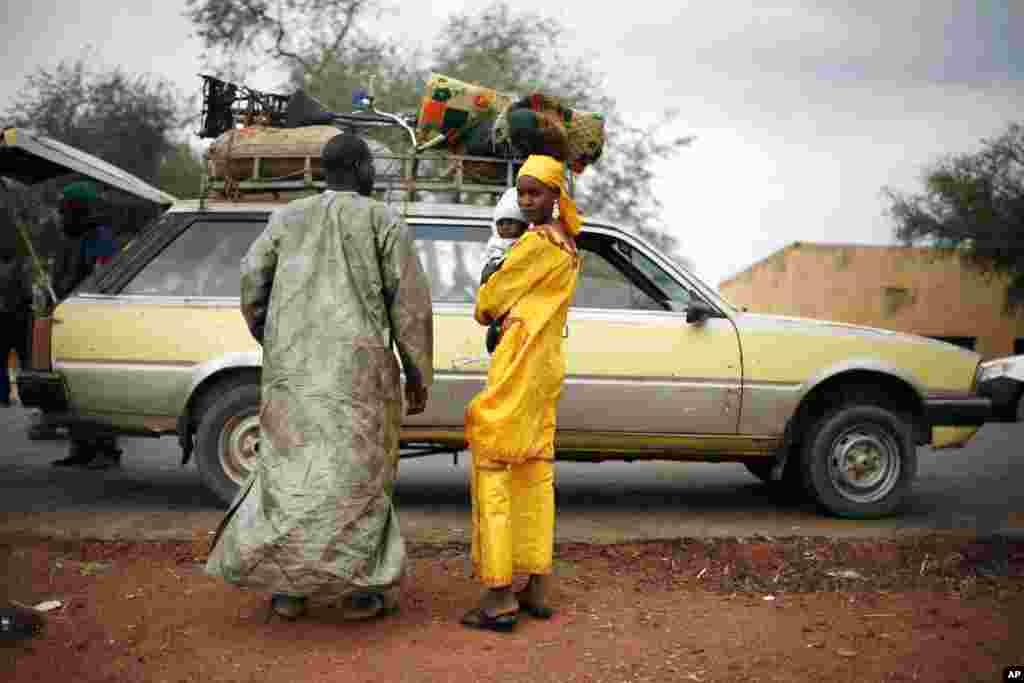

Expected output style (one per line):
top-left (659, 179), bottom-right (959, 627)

top-left (268, 594), bottom-right (307, 621)
top-left (460, 607), bottom-right (518, 632)
top-left (340, 592), bottom-right (398, 621)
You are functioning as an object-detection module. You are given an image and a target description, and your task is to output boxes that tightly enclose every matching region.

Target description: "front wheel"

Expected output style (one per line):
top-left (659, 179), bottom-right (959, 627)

top-left (195, 382), bottom-right (262, 506)
top-left (801, 404), bottom-right (916, 519)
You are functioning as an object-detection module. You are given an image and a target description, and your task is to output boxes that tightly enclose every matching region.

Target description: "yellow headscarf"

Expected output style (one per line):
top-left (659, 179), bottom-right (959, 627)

top-left (517, 155), bottom-right (582, 237)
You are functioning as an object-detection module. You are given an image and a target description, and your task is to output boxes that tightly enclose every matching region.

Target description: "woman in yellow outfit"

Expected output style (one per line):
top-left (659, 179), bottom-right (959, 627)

top-left (461, 154), bottom-right (582, 631)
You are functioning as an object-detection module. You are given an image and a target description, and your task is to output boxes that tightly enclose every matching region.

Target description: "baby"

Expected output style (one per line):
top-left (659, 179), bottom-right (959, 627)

top-left (480, 187), bottom-right (529, 353)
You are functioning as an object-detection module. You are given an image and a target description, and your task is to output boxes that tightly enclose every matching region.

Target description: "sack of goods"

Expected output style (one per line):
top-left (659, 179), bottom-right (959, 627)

top-left (415, 73), bottom-right (606, 179)
top-left (204, 125), bottom-right (340, 195)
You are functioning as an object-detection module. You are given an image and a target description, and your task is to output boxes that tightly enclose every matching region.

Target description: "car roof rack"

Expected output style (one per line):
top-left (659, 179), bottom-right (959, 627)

top-left (195, 75), bottom-right (574, 208)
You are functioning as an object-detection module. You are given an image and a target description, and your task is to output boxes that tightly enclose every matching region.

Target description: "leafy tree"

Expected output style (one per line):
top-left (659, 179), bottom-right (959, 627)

top-left (429, 4), bottom-right (695, 260)
top-left (5, 54), bottom-right (188, 184)
top-left (157, 142), bottom-right (206, 199)
top-left (185, 0), bottom-right (395, 83)
top-left (186, 0), bottom-right (695, 264)
top-left (885, 122), bottom-right (1024, 309)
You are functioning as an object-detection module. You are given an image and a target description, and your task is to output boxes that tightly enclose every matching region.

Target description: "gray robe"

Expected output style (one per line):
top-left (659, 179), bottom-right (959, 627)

top-left (205, 190), bottom-right (434, 601)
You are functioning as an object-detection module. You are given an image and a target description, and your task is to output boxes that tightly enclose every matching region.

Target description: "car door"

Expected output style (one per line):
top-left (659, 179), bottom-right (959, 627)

top-left (401, 220), bottom-right (492, 434)
top-left (53, 214), bottom-right (264, 427)
top-left (559, 230), bottom-right (743, 436)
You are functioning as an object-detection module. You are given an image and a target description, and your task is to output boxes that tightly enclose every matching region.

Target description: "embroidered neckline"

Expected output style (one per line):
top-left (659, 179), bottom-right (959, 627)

top-left (528, 224), bottom-right (579, 260)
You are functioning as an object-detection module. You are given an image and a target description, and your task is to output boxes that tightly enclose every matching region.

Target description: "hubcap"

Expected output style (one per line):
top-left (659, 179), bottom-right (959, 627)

top-left (827, 426), bottom-right (901, 504)
top-left (218, 413), bottom-right (262, 485)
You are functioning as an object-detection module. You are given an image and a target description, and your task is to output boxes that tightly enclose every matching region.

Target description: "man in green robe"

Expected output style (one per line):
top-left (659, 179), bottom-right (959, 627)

top-left (205, 134), bottom-right (434, 621)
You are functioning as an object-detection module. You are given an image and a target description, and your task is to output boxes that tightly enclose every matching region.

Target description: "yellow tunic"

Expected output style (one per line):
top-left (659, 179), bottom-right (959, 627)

top-left (464, 224), bottom-right (581, 465)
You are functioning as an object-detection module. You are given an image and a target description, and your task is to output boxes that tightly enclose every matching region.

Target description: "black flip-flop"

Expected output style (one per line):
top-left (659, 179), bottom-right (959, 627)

top-left (51, 453), bottom-right (96, 467)
top-left (341, 592), bottom-right (400, 621)
top-left (460, 607), bottom-right (518, 632)
top-left (515, 594), bottom-right (555, 620)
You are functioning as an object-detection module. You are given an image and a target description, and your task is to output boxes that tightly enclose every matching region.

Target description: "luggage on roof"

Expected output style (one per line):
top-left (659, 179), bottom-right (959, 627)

top-left (196, 74), bottom-right (601, 201)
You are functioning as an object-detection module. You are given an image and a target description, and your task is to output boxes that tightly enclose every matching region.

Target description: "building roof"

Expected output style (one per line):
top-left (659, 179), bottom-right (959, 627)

top-left (718, 241), bottom-right (961, 288)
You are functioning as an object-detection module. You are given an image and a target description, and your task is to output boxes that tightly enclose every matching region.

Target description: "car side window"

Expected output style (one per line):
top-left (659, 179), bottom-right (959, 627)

top-left (616, 241), bottom-right (694, 309)
top-left (573, 236), bottom-right (666, 311)
top-left (122, 220), bottom-right (267, 297)
top-left (411, 224), bottom-right (489, 304)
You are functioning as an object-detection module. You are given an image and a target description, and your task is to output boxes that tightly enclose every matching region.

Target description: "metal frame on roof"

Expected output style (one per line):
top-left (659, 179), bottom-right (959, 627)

top-left (0, 127), bottom-right (177, 205)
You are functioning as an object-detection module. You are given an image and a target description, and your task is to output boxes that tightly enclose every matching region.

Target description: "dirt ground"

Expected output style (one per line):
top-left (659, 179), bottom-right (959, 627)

top-left (2, 532), bottom-right (1021, 683)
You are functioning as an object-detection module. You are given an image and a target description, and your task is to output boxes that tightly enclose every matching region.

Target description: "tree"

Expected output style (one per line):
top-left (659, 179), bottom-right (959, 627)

top-left (5, 54), bottom-right (189, 185)
top-left (429, 4), bottom-right (695, 259)
top-left (157, 142), bottom-right (207, 199)
top-left (187, 0), bottom-right (695, 263)
top-left (885, 122), bottom-right (1024, 309)
top-left (185, 0), bottom-right (395, 83)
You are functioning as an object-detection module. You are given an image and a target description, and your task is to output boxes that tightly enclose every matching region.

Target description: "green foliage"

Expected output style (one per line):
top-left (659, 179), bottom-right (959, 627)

top-left (430, 3), bottom-right (607, 108)
top-left (185, 0), bottom-right (392, 83)
top-left (885, 122), bottom-right (1024, 309)
top-left (5, 53), bottom-right (188, 184)
top-left (157, 143), bottom-right (206, 199)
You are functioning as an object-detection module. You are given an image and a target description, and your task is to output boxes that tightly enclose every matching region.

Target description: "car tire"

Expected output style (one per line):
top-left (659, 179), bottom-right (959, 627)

top-left (800, 404), bottom-right (916, 519)
top-left (195, 382), bottom-right (262, 506)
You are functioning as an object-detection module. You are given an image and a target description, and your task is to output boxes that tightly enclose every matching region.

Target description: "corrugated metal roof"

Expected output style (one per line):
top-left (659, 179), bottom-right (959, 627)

top-left (0, 127), bottom-right (176, 205)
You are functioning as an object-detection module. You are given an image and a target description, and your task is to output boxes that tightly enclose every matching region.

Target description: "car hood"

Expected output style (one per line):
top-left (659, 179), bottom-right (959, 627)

top-left (731, 312), bottom-right (982, 393)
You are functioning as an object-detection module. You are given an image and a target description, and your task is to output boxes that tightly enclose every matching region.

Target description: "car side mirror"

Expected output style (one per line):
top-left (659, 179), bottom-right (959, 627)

top-left (685, 299), bottom-right (717, 324)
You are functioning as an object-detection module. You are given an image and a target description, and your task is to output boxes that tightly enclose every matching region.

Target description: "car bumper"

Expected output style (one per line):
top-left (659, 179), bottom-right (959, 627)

top-left (977, 377), bottom-right (1021, 422)
top-left (923, 396), bottom-right (992, 427)
top-left (16, 371), bottom-right (69, 413)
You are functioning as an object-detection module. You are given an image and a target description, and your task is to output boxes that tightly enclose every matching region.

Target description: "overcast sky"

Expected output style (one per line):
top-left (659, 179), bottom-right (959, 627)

top-left (2, 1), bottom-right (1022, 288)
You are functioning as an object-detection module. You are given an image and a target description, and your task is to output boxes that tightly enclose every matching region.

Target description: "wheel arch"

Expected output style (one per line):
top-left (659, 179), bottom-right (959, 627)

top-left (176, 352), bottom-right (262, 465)
top-left (784, 364), bottom-right (928, 454)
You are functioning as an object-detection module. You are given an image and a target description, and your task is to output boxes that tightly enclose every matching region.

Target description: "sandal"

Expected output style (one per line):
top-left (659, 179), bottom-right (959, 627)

top-left (269, 594), bottom-right (307, 620)
top-left (515, 592), bottom-right (554, 619)
top-left (340, 592), bottom-right (397, 621)
top-left (85, 450), bottom-right (122, 470)
top-left (460, 607), bottom-right (518, 632)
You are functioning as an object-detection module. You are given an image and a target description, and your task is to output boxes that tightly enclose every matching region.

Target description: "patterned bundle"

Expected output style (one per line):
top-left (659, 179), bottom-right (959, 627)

top-left (415, 73), bottom-right (606, 178)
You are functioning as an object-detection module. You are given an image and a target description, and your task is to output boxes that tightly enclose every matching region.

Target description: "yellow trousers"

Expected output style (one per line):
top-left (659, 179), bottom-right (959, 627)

top-left (470, 456), bottom-right (555, 588)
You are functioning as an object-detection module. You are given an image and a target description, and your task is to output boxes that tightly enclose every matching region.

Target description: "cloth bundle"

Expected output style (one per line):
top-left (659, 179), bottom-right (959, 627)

top-left (414, 73), bottom-right (606, 178)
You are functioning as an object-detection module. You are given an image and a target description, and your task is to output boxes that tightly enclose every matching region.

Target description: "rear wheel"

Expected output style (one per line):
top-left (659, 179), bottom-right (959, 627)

top-left (800, 404), bottom-right (916, 519)
top-left (195, 382), bottom-right (261, 506)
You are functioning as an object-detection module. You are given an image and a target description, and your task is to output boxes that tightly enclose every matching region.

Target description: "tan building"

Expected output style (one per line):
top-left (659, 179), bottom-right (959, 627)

top-left (718, 242), bottom-right (1024, 360)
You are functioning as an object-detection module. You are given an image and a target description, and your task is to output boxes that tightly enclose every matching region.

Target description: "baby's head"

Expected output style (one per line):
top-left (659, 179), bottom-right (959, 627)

top-left (496, 218), bottom-right (527, 239)
top-left (494, 187), bottom-right (528, 239)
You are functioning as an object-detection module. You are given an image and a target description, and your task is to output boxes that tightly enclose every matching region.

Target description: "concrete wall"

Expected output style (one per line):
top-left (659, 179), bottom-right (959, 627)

top-left (718, 243), bottom-right (1024, 360)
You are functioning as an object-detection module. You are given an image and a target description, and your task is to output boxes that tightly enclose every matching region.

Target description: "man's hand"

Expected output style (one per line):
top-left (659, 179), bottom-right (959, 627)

top-left (405, 382), bottom-right (428, 415)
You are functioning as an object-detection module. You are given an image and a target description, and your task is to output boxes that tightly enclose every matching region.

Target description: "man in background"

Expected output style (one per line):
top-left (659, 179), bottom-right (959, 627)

top-left (0, 244), bottom-right (31, 406)
top-left (38, 180), bottom-right (122, 468)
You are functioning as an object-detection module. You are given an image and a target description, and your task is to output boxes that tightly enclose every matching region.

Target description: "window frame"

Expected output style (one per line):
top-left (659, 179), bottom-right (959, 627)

top-left (102, 211), bottom-right (271, 297)
top-left (573, 232), bottom-right (678, 312)
top-left (580, 225), bottom-right (729, 319)
top-left (408, 219), bottom-right (491, 306)
top-left (90, 211), bottom-right (727, 322)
